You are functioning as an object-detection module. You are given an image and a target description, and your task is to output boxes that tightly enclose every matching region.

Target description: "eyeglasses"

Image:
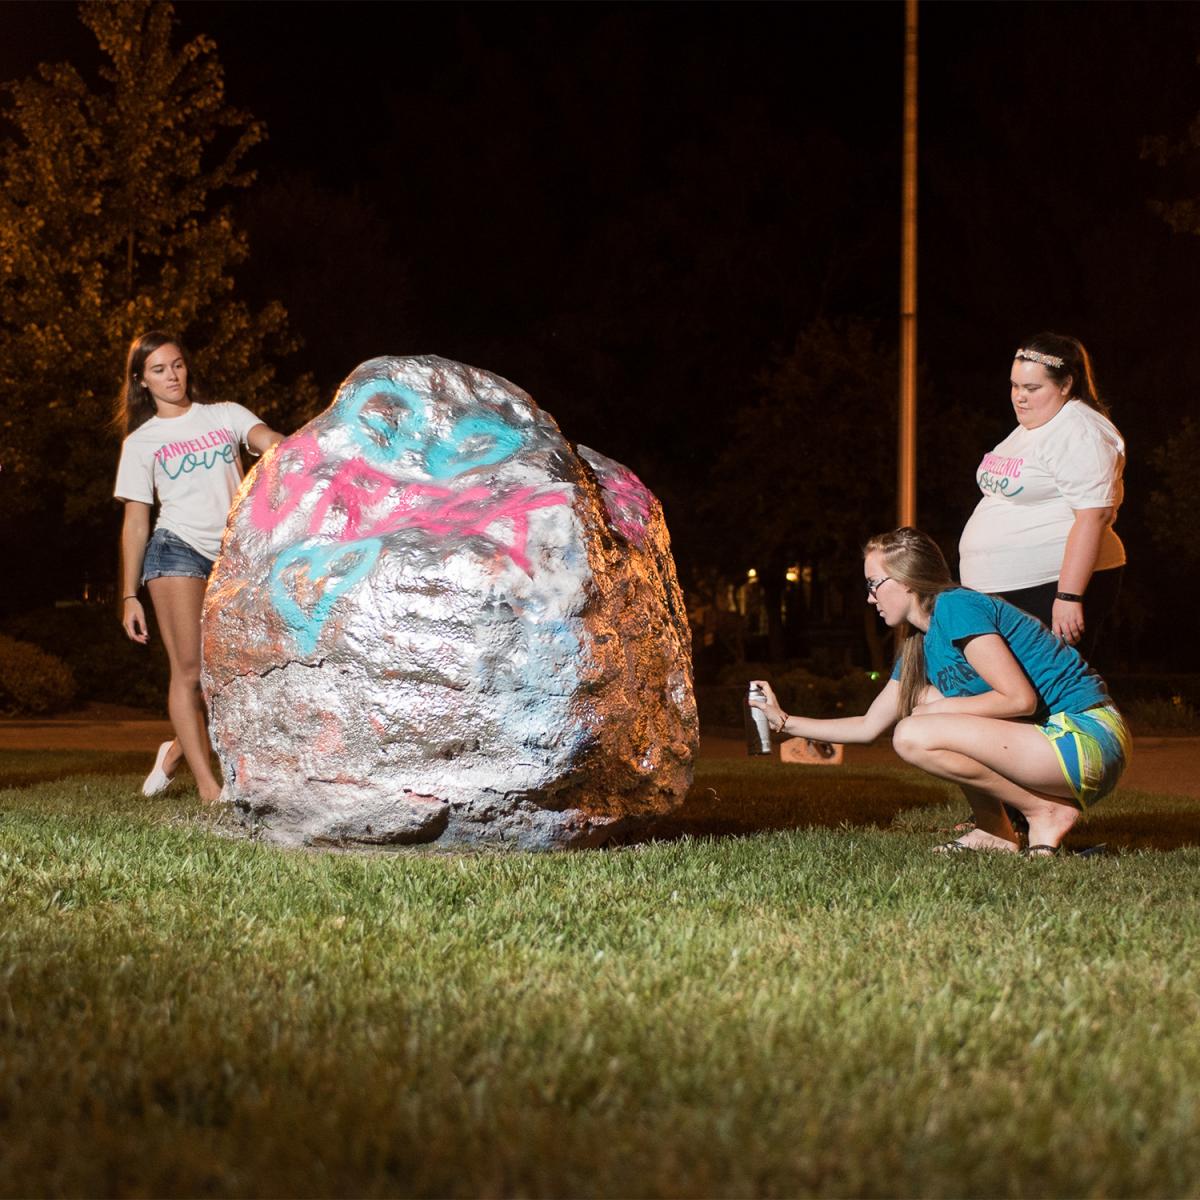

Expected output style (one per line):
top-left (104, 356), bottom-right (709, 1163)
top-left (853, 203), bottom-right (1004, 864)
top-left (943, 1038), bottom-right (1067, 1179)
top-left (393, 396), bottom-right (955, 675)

top-left (866, 576), bottom-right (892, 599)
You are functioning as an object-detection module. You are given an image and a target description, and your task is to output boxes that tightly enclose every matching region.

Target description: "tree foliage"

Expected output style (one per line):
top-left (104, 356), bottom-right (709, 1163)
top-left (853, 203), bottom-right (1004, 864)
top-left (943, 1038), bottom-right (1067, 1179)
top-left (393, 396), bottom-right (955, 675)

top-left (0, 1), bottom-right (313, 565)
top-left (696, 320), bottom-right (896, 660)
top-left (707, 320), bottom-right (899, 574)
top-left (698, 318), bottom-right (990, 662)
top-left (1140, 89), bottom-right (1200, 571)
top-left (1148, 419), bottom-right (1200, 567)
top-left (1144, 109), bottom-right (1200, 237)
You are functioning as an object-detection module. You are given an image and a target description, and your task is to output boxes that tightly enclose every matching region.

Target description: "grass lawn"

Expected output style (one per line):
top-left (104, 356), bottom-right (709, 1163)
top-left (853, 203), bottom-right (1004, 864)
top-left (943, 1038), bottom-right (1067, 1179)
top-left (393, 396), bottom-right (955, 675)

top-left (2, 750), bottom-right (1199, 1198)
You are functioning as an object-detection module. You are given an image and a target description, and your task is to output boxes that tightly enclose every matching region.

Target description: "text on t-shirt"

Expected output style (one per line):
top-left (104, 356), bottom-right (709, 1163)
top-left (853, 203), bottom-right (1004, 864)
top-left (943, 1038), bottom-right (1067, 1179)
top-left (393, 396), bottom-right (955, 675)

top-left (155, 428), bottom-right (240, 480)
top-left (976, 451), bottom-right (1025, 497)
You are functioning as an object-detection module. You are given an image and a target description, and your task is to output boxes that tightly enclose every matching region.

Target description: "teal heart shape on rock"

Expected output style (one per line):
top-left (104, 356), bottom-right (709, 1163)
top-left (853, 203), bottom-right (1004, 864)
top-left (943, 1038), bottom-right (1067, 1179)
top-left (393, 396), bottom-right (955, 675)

top-left (341, 378), bottom-right (428, 464)
top-left (269, 537), bottom-right (383, 655)
top-left (426, 413), bottom-right (525, 479)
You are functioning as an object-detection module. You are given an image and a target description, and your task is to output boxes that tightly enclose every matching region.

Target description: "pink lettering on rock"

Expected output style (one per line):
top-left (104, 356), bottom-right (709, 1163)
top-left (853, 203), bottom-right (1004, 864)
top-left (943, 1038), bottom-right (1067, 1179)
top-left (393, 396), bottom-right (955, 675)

top-left (252, 435), bottom-right (324, 532)
top-left (248, 435), bottom-right (571, 573)
top-left (600, 467), bottom-right (652, 545)
top-left (366, 482), bottom-right (570, 572)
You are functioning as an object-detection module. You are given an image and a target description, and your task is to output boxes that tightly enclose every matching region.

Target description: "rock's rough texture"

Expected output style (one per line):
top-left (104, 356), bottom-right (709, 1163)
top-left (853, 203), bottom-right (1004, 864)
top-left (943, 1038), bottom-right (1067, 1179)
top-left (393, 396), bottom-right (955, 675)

top-left (201, 355), bottom-right (696, 849)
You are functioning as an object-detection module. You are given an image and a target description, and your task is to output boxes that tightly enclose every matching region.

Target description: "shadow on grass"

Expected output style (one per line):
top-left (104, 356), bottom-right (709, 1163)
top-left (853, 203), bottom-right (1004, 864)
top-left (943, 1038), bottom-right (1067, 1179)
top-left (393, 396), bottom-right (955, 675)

top-left (627, 763), bottom-right (1200, 854)
top-left (1070, 789), bottom-right (1200, 852)
top-left (5, 751), bottom-right (1198, 854)
top-left (622, 763), bottom-right (956, 845)
top-left (0, 750), bottom-right (153, 790)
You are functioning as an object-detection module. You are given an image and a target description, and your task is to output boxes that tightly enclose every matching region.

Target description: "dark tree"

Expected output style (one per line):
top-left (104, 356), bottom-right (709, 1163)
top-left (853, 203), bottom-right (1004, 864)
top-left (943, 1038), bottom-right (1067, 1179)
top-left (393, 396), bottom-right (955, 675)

top-left (0, 1), bottom-right (313, 603)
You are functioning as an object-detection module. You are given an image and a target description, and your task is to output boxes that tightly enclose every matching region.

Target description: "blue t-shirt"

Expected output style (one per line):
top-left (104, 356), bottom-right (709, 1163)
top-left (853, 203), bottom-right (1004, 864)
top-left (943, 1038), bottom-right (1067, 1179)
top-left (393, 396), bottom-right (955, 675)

top-left (890, 588), bottom-right (1109, 720)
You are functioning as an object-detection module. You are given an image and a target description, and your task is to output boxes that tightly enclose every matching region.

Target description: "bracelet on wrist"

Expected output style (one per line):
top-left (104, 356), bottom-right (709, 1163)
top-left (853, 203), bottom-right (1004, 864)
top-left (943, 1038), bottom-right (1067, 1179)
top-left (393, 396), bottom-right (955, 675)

top-left (1055, 591), bottom-right (1084, 603)
top-left (123, 594), bottom-right (139, 601)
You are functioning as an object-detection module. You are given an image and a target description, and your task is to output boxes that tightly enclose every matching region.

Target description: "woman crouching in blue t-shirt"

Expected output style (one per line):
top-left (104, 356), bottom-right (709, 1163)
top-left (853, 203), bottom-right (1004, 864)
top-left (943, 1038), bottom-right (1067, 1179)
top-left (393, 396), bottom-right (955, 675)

top-left (750, 527), bottom-right (1130, 856)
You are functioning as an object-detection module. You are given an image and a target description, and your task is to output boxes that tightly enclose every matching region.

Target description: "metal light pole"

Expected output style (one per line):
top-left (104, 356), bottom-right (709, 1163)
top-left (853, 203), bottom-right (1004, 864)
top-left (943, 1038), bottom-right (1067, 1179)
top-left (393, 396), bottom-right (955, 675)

top-left (898, 0), bottom-right (919, 527)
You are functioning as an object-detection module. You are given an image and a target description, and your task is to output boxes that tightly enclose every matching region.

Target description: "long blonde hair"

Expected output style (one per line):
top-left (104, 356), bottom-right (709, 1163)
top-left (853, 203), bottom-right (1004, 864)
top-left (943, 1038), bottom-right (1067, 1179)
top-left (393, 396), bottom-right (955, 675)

top-left (864, 527), bottom-right (955, 718)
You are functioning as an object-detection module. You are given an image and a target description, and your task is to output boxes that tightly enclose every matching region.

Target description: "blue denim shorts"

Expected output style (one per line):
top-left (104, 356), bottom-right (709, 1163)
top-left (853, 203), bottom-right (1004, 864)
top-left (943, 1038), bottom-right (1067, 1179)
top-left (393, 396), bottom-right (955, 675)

top-left (141, 526), bottom-right (214, 584)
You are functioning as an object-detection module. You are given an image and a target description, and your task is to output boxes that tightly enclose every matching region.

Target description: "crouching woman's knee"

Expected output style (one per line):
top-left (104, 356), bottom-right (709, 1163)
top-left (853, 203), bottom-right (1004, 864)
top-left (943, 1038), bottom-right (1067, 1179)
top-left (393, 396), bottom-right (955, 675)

top-left (892, 715), bottom-right (931, 764)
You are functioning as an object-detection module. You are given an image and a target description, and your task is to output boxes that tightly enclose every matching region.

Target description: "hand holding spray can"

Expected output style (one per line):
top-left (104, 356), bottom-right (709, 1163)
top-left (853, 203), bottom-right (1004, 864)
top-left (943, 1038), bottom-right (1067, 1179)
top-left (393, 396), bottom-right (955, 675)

top-left (745, 683), bottom-right (772, 755)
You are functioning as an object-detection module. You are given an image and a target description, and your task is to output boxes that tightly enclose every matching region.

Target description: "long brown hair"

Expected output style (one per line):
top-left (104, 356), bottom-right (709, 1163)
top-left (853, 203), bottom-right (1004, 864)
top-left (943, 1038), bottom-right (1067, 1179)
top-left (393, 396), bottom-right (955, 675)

top-left (864, 527), bottom-right (955, 719)
top-left (1015, 332), bottom-right (1108, 417)
top-left (113, 330), bottom-right (202, 437)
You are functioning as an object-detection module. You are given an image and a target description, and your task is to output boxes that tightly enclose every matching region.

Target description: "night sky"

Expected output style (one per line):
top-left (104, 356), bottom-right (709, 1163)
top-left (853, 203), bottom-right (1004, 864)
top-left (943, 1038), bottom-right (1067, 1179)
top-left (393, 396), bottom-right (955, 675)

top-left (4, 1), bottom-right (1200, 666)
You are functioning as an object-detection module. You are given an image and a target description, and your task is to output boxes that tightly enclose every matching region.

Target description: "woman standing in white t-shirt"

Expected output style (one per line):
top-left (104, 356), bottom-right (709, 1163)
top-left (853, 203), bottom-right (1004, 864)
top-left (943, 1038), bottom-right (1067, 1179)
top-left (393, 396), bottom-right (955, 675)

top-left (958, 333), bottom-right (1125, 661)
top-left (114, 330), bottom-right (284, 804)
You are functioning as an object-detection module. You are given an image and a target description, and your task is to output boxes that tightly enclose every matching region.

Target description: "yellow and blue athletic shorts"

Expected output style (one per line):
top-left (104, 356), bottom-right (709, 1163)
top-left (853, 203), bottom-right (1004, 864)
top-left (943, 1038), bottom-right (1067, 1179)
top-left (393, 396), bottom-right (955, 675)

top-left (1037, 705), bottom-right (1130, 808)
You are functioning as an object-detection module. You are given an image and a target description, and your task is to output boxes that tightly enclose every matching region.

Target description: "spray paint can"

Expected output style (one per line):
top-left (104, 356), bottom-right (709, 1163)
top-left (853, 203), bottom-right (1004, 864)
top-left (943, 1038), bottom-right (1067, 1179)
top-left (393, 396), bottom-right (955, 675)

top-left (745, 684), bottom-right (772, 755)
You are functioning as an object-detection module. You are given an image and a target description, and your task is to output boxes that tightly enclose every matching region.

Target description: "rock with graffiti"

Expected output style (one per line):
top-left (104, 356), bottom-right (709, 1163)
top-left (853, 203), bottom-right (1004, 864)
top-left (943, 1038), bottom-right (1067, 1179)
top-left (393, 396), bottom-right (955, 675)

top-left (201, 355), bottom-right (697, 849)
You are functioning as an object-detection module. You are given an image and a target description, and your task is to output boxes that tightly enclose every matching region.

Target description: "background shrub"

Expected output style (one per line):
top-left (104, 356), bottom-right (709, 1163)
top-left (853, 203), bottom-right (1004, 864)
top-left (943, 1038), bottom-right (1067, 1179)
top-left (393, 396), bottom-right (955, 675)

top-left (698, 661), bottom-right (887, 730)
top-left (1124, 695), bottom-right (1200, 734)
top-left (1, 605), bottom-right (168, 711)
top-left (0, 634), bottom-right (77, 714)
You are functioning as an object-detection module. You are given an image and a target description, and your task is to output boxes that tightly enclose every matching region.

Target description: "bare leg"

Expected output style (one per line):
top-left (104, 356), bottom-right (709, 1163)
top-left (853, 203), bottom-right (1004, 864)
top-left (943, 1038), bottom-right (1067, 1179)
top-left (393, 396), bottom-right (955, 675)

top-left (147, 575), bottom-right (222, 804)
top-left (893, 714), bottom-right (1082, 850)
top-left (956, 783), bottom-right (1018, 848)
top-left (906, 687), bottom-right (1020, 847)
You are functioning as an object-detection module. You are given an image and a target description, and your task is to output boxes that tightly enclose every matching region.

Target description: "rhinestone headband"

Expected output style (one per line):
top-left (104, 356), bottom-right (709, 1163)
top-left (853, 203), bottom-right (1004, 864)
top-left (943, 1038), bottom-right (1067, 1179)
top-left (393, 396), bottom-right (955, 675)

top-left (1015, 348), bottom-right (1065, 369)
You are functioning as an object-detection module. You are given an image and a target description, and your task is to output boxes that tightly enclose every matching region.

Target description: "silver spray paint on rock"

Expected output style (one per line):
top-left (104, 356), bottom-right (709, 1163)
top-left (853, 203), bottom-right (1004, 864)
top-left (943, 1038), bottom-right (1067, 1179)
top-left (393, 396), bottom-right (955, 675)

top-left (201, 356), bottom-right (697, 849)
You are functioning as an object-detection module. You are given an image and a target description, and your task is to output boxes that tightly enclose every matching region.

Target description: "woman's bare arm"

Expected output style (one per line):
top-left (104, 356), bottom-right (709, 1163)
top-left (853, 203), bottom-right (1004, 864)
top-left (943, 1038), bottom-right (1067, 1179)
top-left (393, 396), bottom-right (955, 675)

top-left (247, 423), bottom-right (285, 455)
top-left (910, 633), bottom-right (1038, 720)
top-left (120, 502), bottom-right (153, 644)
top-left (1052, 506), bottom-right (1113, 644)
top-left (751, 678), bottom-right (902, 745)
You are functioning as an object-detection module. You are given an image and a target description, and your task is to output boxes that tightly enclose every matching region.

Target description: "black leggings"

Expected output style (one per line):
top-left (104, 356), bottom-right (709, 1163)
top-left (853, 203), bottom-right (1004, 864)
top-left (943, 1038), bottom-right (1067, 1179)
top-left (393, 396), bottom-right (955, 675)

top-left (996, 566), bottom-right (1123, 664)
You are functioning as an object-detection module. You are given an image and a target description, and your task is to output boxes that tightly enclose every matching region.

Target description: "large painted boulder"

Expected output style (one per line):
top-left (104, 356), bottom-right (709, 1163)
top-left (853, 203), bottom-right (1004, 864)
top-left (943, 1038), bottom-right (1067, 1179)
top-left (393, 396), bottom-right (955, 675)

top-left (201, 355), bottom-right (697, 849)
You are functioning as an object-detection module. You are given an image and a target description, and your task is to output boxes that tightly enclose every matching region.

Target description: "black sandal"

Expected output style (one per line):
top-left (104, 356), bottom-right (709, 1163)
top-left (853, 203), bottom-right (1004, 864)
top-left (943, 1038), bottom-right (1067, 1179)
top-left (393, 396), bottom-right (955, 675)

top-left (1020, 844), bottom-right (1063, 858)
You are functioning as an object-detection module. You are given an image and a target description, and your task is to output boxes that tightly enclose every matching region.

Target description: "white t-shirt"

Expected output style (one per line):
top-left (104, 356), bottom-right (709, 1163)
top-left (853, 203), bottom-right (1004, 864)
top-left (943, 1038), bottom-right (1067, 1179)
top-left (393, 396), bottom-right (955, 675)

top-left (959, 399), bottom-right (1126, 593)
top-left (114, 401), bottom-right (263, 559)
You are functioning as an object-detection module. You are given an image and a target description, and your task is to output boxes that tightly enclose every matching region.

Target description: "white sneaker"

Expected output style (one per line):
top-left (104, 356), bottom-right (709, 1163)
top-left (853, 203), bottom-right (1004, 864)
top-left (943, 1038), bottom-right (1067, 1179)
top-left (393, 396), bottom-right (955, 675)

top-left (142, 741), bottom-right (176, 796)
